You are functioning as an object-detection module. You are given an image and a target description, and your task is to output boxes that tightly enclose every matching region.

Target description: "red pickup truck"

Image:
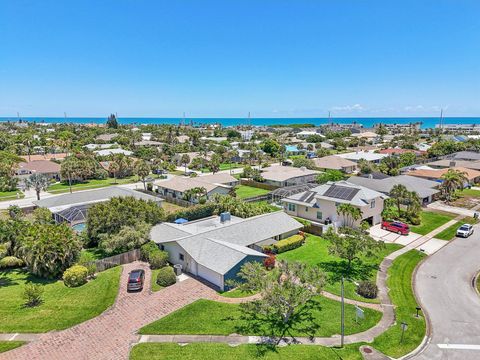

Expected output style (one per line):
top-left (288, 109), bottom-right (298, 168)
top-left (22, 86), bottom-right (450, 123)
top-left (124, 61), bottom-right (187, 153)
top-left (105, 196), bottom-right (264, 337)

top-left (381, 221), bottom-right (410, 235)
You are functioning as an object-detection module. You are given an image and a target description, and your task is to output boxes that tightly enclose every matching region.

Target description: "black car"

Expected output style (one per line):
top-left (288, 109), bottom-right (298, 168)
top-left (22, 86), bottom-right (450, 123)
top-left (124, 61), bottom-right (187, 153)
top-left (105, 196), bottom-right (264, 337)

top-left (127, 269), bottom-right (145, 291)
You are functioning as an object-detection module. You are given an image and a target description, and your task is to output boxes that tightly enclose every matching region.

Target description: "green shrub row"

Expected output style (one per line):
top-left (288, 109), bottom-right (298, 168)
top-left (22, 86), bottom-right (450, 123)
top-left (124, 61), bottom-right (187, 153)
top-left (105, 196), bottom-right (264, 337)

top-left (271, 234), bottom-right (305, 254)
top-left (165, 203), bottom-right (217, 222)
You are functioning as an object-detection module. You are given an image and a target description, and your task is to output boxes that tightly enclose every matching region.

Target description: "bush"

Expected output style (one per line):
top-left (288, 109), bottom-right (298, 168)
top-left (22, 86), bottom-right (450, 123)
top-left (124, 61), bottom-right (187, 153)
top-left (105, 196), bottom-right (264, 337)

top-left (0, 256), bottom-right (24, 269)
top-left (0, 244), bottom-right (7, 259)
top-left (156, 266), bottom-right (176, 287)
top-left (166, 203), bottom-right (217, 222)
top-left (147, 183), bottom-right (153, 192)
top-left (356, 280), bottom-right (378, 299)
top-left (264, 254), bottom-right (276, 269)
top-left (23, 283), bottom-right (44, 307)
top-left (293, 217), bottom-right (311, 228)
top-left (140, 241), bottom-right (160, 262)
top-left (150, 251), bottom-right (169, 269)
top-left (63, 265), bottom-right (89, 287)
top-left (272, 235), bottom-right (305, 254)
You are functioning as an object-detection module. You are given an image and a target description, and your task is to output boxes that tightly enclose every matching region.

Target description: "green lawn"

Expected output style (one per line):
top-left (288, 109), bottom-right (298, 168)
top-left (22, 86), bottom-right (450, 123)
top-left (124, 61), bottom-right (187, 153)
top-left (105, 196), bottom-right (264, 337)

top-left (150, 268), bottom-right (163, 292)
top-left (372, 250), bottom-right (426, 358)
top-left (459, 188), bottom-right (480, 197)
top-left (0, 341), bottom-right (24, 353)
top-left (129, 343), bottom-right (365, 360)
top-left (410, 211), bottom-right (456, 235)
top-left (277, 234), bottom-right (403, 303)
top-left (139, 297), bottom-right (381, 337)
top-left (47, 176), bottom-right (137, 194)
top-left (79, 247), bottom-right (109, 262)
top-left (435, 217), bottom-right (477, 241)
top-left (218, 288), bottom-right (257, 298)
top-left (0, 266), bottom-right (121, 333)
top-left (201, 163), bottom-right (243, 173)
top-left (0, 190), bottom-right (24, 201)
top-left (235, 185), bottom-right (270, 199)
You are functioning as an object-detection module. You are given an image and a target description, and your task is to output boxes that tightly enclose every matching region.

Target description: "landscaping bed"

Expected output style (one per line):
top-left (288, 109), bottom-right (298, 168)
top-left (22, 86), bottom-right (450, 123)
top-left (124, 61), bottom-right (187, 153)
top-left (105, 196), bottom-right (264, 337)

top-left (371, 249), bottom-right (426, 358)
top-left (277, 234), bottom-right (403, 303)
top-left (130, 343), bottom-right (364, 360)
top-left (410, 210), bottom-right (456, 235)
top-left (0, 266), bottom-right (121, 333)
top-left (138, 297), bottom-right (382, 337)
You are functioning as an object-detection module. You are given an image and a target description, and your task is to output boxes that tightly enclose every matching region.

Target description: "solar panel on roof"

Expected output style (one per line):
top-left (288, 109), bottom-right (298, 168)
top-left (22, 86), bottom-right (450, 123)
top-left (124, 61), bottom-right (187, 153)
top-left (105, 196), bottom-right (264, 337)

top-left (323, 185), bottom-right (360, 201)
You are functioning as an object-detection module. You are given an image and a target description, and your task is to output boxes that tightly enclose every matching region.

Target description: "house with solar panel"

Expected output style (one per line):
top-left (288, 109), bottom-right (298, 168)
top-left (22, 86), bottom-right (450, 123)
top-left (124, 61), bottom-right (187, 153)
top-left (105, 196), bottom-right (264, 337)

top-left (281, 180), bottom-right (386, 228)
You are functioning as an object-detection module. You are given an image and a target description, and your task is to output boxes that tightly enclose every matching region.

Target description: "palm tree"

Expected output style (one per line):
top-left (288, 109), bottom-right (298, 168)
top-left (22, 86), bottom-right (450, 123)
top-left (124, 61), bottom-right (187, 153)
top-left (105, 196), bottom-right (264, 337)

top-left (440, 169), bottom-right (469, 203)
top-left (180, 154), bottom-right (191, 175)
top-left (109, 161), bottom-right (120, 183)
top-left (24, 173), bottom-right (50, 200)
top-left (337, 203), bottom-right (362, 228)
top-left (134, 160), bottom-right (151, 191)
top-left (390, 184), bottom-right (409, 217)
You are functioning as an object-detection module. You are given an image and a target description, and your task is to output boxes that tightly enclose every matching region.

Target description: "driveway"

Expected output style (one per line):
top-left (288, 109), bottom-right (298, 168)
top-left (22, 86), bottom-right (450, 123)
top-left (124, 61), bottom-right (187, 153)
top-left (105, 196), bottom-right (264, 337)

top-left (412, 224), bottom-right (480, 360)
top-left (0, 261), bottom-right (226, 360)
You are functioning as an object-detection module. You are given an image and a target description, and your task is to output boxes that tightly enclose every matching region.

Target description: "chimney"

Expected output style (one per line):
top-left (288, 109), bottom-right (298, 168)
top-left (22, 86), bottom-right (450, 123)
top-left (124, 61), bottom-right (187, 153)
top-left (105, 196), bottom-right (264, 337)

top-left (449, 161), bottom-right (456, 168)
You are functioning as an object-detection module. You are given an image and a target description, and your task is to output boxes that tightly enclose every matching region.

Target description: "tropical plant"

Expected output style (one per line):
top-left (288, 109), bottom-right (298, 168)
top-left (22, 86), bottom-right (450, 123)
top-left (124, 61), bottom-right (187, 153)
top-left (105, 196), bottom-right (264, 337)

top-left (180, 154), bottom-right (190, 175)
top-left (106, 113), bottom-right (119, 128)
top-left (32, 208), bottom-right (54, 224)
top-left (23, 283), bottom-right (44, 307)
top-left (99, 221), bottom-right (151, 255)
top-left (440, 169), bottom-right (469, 203)
top-left (24, 173), bottom-right (50, 200)
top-left (183, 187), bottom-right (207, 202)
top-left (19, 223), bottom-right (82, 278)
top-left (0, 256), bottom-right (24, 269)
top-left (316, 169), bottom-right (344, 184)
top-left (337, 203), bottom-right (362, 228)
top-left (134, 160), bottom-right (151, 190)
top-left (149, 250), bottom-right (169, 269)
top-left (390, 184), bottom-right (409, 216)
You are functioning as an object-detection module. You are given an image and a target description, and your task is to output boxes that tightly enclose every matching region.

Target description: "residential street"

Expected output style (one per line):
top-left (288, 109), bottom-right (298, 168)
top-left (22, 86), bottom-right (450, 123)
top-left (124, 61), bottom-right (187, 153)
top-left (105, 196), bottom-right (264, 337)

top-left (413, 224), bottom-right (480, 360)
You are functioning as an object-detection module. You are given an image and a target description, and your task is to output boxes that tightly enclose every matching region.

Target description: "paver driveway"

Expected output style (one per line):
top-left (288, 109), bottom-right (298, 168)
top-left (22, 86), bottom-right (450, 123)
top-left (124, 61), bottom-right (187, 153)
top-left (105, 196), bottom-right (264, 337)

top-left (0, 261), bottom-right (227, 360)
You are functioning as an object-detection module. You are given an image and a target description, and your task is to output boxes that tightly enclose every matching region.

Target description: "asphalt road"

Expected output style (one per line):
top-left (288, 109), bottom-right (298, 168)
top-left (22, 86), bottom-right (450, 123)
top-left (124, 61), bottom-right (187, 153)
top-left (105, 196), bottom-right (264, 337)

top-left (413, 225), bottom-right (480, 360)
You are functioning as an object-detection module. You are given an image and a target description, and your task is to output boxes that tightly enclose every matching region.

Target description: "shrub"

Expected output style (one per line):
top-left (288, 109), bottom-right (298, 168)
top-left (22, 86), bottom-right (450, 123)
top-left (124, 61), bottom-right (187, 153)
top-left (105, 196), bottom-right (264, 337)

top-left (147, 183), bottom-right (153, 192)
top-left (0, 244), bottom-right (7, 259)
top-left (140, 241), bottom-right (159, 262)
top-left (294, 217), bottom-right (311, 228)
top-left (23, 283), bottom-right (44, 307)
top-left (262, 245), bottom-right (274, 254)
top-left (272, 234), bottom-right (305, 254)
top-left (156, 266), bottom-right (176, 287)
top-left (0, 256), bottom-right (24, 269)
top-left (63, 265), bottom-right (89, 287)
top-left (264, 254), bottom-right (276, 269)
top-left (356, 280), bottom-right (378, 299)
top-left (149, 251), bottom-right (169, 269)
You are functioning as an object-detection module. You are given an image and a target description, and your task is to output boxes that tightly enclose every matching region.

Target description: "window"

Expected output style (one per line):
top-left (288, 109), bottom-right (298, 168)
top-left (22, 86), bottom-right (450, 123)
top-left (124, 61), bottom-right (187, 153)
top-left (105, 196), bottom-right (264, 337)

top-left (305, 206), bottom-right (309, 212)
top-left (179, 253), bottom-right (184, 261)
top-left (370, 199), bottom-right (376, 209)
top-left (160, 245), bottom-right (165, 251)
top-left (335, 202), bottom-right (340, 207)
top-left (288, 203), bottom-right (296, 212)
top-left (316, 211), bottom-right (322, 220)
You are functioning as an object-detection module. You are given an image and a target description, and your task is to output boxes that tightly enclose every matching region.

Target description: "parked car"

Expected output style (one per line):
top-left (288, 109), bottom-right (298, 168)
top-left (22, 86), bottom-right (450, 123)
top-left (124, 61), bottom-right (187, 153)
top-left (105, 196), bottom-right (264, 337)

top-left (456, 224), bottom-right (474, 238)
top-left (127, 269), bottom-right (145, 291)
top-left (381, 220), bottom-right (410, 235)
top-left (153, 169), bottom-right (168, 175)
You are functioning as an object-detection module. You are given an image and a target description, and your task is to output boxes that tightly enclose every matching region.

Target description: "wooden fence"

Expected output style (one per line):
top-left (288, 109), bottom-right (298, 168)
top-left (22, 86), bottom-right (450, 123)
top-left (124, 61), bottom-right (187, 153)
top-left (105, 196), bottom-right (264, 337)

top-left (243, 193), bottom-right (272, 203)
top-left (240, 179), bottom-right (278, 191)
top-left (161, 195), bottom-right (194, 208)
top-left (88, 248), bottom-right (141, 272)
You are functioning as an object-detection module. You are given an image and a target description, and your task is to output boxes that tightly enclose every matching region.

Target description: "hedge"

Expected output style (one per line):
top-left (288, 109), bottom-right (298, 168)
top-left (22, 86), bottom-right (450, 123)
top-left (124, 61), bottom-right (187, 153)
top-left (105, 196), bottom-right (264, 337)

top-left (272, 234), bottom-right (305, 254)
top-left (166, 203), bottom-right (217, 222)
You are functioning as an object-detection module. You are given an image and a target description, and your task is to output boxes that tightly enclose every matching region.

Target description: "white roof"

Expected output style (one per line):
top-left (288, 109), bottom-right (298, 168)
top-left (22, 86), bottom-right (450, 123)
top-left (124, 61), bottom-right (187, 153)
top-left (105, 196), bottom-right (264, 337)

top-left (94, 148), bottom-right (133, 156)
top-left (337, 151), bottom-right (388, 162)
top-left (261, 165), bottom-right (319, 182)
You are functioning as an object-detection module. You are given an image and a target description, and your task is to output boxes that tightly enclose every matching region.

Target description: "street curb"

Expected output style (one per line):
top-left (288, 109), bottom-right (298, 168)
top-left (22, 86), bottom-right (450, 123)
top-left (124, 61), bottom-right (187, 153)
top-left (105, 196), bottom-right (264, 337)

top-left (472, 271), bottom-right (480, 297)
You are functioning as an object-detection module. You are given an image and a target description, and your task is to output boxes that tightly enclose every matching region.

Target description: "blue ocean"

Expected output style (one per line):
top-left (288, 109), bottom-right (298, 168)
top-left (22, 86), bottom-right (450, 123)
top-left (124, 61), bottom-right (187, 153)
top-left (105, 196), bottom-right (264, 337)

top-left (0, 117), bottom-right (479, 129)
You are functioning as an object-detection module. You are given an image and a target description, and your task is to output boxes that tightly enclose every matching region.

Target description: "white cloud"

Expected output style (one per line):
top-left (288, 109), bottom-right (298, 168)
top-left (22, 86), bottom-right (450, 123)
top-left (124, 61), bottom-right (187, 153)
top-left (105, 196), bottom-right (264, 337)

top-left (331, 104), bottom-right (365, 112)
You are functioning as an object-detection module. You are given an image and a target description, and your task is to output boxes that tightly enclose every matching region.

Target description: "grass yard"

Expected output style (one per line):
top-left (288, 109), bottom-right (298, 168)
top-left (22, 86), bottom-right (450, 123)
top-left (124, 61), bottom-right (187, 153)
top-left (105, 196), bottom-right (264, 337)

top-left (200, 163), bottom-right (243, 173)
top-left (410, 211), bottom-right (456, 235)
top-left (139, 297), bottom-right (381, 337)
top-left (451, 189), bottom-right (480, 209)
top-left (0, 266), bottom-right (121, 333)
top-left (161, 201), bottom-right (187, 214)
top-left (435, 217), bottom-right (477, 241)
top-left (0, 341), bottom-right (25, 353)
top-left (371, 250), bottom-right (426, 358)
top-left (79, 247), bottom-right (110, 262)
top-left (150, 268), bottom-right (163, 292)
top-left (235, 185), bottom-right (270, 199)
top-left (277, 234), bottom-right (403, 303)
top-left (218, 288), bottom-right (257, 298)
top-left (0, 190), bottom-right (24, 202)
top-left (47, 176), bottom-right (137, 194)
top-left (129, 343), bottom-right (365, 360)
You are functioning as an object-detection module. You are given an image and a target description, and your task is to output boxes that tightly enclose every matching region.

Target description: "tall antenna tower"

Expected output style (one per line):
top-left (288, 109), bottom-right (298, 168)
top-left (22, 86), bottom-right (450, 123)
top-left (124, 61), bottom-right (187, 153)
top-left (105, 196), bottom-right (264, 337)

top-left (439, 108), bottom-right (444, 130)
top-left (247, 111), bottom-right (251, 128)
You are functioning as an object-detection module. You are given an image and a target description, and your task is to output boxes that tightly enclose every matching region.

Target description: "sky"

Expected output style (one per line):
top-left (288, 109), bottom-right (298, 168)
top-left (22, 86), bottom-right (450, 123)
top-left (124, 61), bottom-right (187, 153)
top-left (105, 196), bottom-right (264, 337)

top-left (0, 0), bottom-right (479, 118)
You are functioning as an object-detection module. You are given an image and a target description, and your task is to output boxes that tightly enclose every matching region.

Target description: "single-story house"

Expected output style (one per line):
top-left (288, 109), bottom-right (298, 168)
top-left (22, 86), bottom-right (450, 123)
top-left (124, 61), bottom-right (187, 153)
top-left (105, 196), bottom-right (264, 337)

top-left (94, 148), bottom-right (133, 156)
top-left (155, 173), bottom-right (239, 202)
top-left (96, 133), bottom-right (118, 142)
top-left (34, 186), bottom-right (163, 227)
top-left (21, 153), bottom-right (67, 162)
top-left (150, 211), bottom-right (303, 290)
top-left (84, 143), bottom-right (116, 151)
top-left (312, 155), bottom-right (358, 173)
top-left (16, 160), bottom-right (61, 180)
top-left (427, 159), bottom-right (480, 171)
top-left (260, 165), bottom-right (320, 187)
top-left (337, 151), bottom-right (388, 164)
top-left (172, 152), bottom-right (213, 166)
top-left (378, 148), bottom-right (426, 156)
top-left (447, 151), bottom-right (480, 162)
top-left (282, 180), bottom-right (386, 227)
top-left (406, 166), bottom-right (480, 185)
top-left (134, 140), bottom-right (164, 147)
top-left (347, 174), bottom-right (440, 204)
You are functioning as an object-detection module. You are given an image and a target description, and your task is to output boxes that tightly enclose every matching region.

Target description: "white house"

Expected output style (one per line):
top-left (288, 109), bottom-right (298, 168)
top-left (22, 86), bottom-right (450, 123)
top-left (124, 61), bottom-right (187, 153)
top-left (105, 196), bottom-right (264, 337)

top-left (260, 165), bottom-right (320, 187)
top-left (150, 211), bottom-right (303, 290)
top-left (337, 150), bottom-right (388, 164)
top-left (282, 180), bottom-right (386, 227)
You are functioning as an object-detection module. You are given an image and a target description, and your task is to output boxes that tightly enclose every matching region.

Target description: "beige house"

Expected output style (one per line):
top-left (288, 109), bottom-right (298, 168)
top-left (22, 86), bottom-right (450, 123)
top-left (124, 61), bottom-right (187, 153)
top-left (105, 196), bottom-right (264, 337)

top-left (312, 155), bottom-right (358, 173)
top-left (261, 165), bottom-right (320, 187)
top-left (282, 180), bottom-right (386, 228)
top-left (155, 173), bottom-right (239, 203)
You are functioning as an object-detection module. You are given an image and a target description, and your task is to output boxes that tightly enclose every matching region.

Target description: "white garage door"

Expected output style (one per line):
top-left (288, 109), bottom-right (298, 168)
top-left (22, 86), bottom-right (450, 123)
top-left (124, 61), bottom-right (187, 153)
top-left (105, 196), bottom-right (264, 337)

top-left (197, 264), bottom-right (223, 289)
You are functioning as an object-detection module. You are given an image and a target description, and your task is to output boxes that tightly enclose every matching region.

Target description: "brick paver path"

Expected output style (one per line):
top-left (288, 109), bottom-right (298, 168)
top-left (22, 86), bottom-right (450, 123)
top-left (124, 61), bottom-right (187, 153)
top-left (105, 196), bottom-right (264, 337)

top-left (0, 261), bottom-right (234, 360)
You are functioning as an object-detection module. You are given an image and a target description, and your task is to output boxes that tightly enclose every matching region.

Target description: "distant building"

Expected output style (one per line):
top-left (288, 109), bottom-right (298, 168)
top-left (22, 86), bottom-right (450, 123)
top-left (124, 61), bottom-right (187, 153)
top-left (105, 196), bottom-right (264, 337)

top-left (374, 122), bottom-right (422, 134)
top-left (312, 155), bottom-right (358, 173)
top-left (435, 124), bottom-right (480, 133)
top-left (260, 165), bottom-right (319, 187)
top-left (93, 148), bottom-right (133, 156)
top-left (16, 160), bottom-right (61, 181)
top-left (337, 150), bottom-right (388, 164)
